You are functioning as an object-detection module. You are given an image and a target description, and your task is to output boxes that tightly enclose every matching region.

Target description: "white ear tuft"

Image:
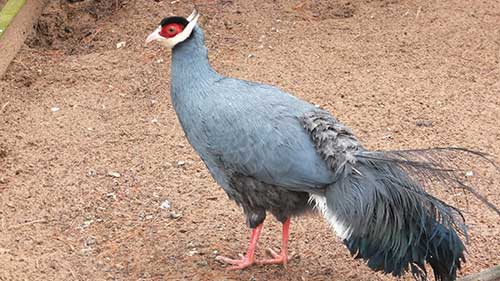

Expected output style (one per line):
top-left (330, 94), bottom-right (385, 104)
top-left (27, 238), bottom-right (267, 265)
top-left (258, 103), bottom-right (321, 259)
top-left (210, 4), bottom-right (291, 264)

top-left (187, 10), bottom-right (199, 22)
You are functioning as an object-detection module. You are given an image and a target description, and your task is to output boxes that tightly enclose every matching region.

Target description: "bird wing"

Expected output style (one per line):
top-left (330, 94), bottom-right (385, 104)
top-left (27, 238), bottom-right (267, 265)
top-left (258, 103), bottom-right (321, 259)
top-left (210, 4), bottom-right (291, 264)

top-left (205, 79), bottom-right (336, 191)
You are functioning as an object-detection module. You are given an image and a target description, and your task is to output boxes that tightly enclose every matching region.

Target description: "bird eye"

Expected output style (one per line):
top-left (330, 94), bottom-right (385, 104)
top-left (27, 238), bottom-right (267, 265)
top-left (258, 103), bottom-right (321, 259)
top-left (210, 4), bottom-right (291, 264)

top-left (159, 23), bottom-right (183, 38)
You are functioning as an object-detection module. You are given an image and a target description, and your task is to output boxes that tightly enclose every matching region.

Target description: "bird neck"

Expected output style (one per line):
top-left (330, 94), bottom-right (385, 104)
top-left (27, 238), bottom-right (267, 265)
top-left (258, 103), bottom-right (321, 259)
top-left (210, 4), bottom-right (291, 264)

top-left (170, 26), bottom-right (220, 84)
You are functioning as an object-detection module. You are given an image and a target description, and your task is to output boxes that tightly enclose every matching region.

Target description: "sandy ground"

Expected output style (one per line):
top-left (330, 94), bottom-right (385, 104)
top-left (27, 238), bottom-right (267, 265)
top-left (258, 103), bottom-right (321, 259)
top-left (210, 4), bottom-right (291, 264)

top-left (0, 0), bottom-right (499, 280)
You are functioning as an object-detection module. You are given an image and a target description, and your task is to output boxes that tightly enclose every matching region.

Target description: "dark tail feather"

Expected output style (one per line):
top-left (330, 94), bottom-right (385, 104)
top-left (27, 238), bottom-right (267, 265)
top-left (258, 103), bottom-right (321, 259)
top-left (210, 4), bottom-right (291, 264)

top-left (301, 110), bottom-right (498, 280)
top-left (425, 224), bottom-right (465, 281)
top-left (315, 153), bottom-right (468, 280)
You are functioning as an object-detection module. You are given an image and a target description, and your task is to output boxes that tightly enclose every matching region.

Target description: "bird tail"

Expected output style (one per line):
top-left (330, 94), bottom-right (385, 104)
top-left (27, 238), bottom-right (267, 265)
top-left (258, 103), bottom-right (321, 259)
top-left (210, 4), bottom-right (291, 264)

top-left (301, 110), bottom-right (499, 280)
top-left (310, 152), bottom-right (467, 280)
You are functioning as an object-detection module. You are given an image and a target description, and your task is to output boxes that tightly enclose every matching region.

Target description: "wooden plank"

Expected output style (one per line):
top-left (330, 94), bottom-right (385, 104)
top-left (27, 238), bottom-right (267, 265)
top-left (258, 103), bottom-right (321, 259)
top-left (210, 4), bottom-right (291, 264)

top-left (458, 265), bottom-right (500, 281)
top-left (0, 0), bottom-right (26, 39)
top-left (0, 0), bottom-right (48, 78)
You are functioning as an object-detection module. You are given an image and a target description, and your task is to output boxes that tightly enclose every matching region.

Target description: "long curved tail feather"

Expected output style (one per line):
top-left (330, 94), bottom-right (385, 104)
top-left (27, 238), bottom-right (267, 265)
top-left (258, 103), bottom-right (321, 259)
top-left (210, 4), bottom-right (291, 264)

top-left (357, 148), bottom-right (500, 216)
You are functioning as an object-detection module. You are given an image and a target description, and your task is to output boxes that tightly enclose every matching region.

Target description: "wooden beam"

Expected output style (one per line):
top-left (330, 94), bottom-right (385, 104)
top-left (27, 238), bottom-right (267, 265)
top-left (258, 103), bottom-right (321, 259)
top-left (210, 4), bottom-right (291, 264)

top-left (458, 265), bottom-right (500, 281)
top-left (0, 0), bottom-right (48, 78)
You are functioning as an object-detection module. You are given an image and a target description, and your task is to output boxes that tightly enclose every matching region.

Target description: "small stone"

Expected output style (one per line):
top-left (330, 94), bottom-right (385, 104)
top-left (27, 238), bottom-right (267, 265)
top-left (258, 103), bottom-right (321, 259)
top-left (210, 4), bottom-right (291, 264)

top-left (51, 107), bottom-right (60, 112)
top-left (106, 193), bottom-right (116, 200)
top-left (80, 248), bottom-right (92, 256)
top-left (188, 249), bottom-right (199, 256)
top-left (116, 41), bottom-right (126, 48)
top-left (156, 58), bottom-right (164, 64)
top-left (85, 237), bottom-right (97, 247)
top-left (107, 171), bottom-right (121, 178)
top-left (87, 169), bottom-right (97, 177)
top-left (465, 171), bottom-right (474, 177)
top-left (138, 211), bottom-right (146, 219)
top-left (151, 118), bottom-right (158, 124)
top-left (169, 211), bottom-right (182, 219)
top-left (416, 120), bottom-right (433, 127)
top-left (197, 260), bottom-right (208, 267)
top-left (176, 161), bottom-right (185, 167)
top-left (160, 199), bottom-right (171, 210)
top-left (247, 54), bottom-right (255, 58)
top-left (145, 215), bottom-right (154, 220)
top-left (82, 218), bottom-right (93, 228)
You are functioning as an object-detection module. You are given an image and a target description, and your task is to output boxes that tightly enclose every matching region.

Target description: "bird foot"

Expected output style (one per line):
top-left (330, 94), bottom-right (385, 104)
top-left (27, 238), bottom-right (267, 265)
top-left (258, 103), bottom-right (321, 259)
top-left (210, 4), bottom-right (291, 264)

top-left (255, 248), bottom-right (292, 266)
top-left (215, 254), bottom-right (255, 270)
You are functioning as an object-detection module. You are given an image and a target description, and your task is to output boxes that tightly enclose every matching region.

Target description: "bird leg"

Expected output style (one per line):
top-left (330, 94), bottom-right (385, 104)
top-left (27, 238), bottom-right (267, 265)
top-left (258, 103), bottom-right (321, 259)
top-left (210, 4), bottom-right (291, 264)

top-left (257, 217), bottom-right (292, 266)
top-left (215, 222), bottom-right (263, 270)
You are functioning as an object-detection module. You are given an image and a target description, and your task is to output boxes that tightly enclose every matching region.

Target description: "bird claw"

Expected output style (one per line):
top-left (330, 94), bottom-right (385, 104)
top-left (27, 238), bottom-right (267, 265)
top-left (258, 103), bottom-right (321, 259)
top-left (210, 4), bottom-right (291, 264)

top-left (215, 255), bottom-right (255, 270)
top-left (255, 248), bottom-right (293, 266)
top-left (215, 249), bottom-right (293, 269)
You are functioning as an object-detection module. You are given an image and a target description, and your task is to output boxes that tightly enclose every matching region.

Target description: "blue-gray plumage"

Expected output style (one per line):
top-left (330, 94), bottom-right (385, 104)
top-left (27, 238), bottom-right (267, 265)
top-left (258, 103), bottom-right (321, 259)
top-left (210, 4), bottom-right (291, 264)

top-left (171, 29), bottom-right (335, 191)
top-left (146, 11), bottom-right (499, 281)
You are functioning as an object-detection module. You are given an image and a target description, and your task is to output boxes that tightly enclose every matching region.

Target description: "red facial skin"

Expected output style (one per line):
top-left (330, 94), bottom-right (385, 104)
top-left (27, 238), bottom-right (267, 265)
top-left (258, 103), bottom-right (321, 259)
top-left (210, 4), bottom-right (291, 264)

top-left (160, 23), bottom-right (184, 38)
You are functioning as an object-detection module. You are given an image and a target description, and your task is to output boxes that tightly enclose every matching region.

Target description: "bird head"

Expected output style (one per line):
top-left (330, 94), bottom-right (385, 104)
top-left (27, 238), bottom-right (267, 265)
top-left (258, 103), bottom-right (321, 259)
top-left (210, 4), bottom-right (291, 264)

top-left (146, 10), bottom-right (200, 49)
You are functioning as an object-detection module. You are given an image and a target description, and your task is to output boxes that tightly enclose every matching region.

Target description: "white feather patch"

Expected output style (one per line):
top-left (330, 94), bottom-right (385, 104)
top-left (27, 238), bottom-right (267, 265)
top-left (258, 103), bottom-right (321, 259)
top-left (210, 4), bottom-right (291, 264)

top-left (309, 194), bottom-right (352, 240)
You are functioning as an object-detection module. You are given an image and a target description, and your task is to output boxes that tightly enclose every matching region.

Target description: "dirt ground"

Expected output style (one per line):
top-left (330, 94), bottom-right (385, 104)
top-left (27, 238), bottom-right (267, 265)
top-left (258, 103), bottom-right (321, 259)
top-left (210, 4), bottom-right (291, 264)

top-left (0, 0), bottom-right (499, 280)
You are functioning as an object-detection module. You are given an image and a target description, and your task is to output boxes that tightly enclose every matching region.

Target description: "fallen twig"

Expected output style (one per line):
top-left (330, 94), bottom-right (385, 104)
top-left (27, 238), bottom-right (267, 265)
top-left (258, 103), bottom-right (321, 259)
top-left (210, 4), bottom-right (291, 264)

top-left (83, 27), bottom-right (102, 44)
top-left (67, 264), bottom-right (78, 280)
top-left (1, 101), bottom-right (9, 112)
top-left (416, 6), bottom-right (422, 19)
top-left (8, 219), bottom-right (48, 230)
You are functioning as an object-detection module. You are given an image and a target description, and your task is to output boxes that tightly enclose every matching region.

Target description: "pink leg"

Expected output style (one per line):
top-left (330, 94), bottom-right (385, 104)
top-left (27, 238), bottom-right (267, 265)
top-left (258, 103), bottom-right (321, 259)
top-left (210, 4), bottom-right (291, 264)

top-left (215, 223), bottom-right (263, 270)
top-left (257, 217), bottom-right (292, 266)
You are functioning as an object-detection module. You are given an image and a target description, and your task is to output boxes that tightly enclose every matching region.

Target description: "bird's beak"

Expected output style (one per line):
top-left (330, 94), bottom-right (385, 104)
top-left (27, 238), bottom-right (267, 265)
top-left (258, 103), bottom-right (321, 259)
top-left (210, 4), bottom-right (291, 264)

top-left (145, 27), bottom-right (162, 44)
